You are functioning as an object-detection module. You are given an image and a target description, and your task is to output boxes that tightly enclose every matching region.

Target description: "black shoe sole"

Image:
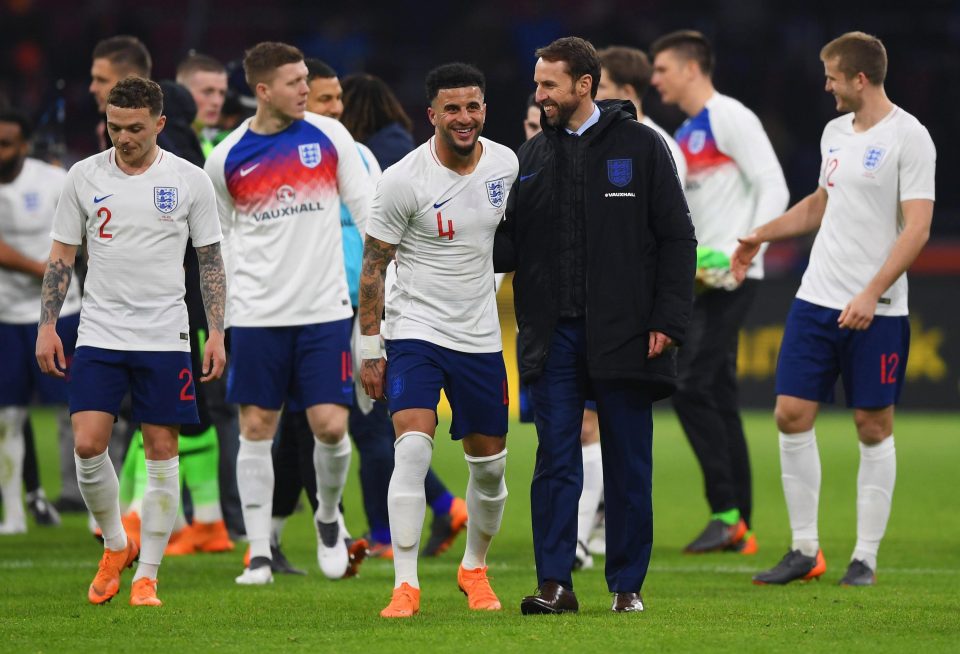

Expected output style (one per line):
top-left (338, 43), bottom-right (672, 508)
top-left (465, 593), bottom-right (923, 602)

top-left (520, 599), bottom-right (578, 615)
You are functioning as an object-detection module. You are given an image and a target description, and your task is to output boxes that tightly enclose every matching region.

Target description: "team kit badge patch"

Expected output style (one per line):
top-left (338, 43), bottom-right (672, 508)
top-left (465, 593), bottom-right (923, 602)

top-left (607, 159), bottom-right (633, 188)
top-left (486, 178), bottom-right (505, 207)
top-left (863, 145), bottom-right (886, 171)
top-left (154, 186), bottom-right (179, 213)
top-left (299, 143), bottom-right (322, 168)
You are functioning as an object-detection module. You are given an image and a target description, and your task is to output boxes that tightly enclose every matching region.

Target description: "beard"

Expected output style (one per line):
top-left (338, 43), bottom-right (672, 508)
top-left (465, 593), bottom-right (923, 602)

top-left (541, 97), bottom-right (579, 129)
top-left (441, 123), bottom-right (482, 157)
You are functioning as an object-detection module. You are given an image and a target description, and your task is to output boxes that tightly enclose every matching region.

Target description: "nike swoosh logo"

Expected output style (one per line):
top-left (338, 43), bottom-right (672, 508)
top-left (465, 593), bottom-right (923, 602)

top-left (240, 163), bottom-right (260, 177)
top-left (433, 198), bottom-right (452, 209)
top-left (93, 194), bottom-right (113, 203)
top-left (828, 147), bottom-right (840, 153)
top-left (519, 170), bottom-right (540, 182)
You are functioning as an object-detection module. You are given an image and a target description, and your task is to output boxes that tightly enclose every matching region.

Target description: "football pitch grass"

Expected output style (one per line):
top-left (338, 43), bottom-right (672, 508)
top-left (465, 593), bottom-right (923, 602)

top-left (2, 410), bottom-right (958, 653)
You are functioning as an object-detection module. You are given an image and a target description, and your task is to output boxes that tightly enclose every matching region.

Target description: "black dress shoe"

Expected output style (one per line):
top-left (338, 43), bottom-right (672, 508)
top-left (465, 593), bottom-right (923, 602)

top-left (611, 592), bottom-right (644, 613)
top-left (520, 580), bottom-right (579, 614)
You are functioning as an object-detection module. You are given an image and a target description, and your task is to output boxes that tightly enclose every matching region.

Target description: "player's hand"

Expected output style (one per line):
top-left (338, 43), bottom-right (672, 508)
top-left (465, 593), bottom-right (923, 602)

top-left (200, 330), bottom-right (226, 382)
top-left (731, 232), bottom-right (762, 283)
top-left (648, 331), bottom-right (674, 359)
top-left (36, 325), bottom-right (66, 378)
top-left (838, 291), bottom-right (878, 331)
top-left (360, 358), bottom-right (387, 401)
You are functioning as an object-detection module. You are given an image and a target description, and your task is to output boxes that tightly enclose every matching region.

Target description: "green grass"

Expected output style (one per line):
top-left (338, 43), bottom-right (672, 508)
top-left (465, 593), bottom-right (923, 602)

top-left (2, 410), bottom-right (958, 653)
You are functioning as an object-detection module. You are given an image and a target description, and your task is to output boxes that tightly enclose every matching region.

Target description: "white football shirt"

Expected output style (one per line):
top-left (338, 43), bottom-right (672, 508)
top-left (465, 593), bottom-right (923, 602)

top-left (675, 92), bottom-right (789, 279)
top-left (642, 116), bottom-right (687, 190)
top-left (367, 136), bottom-right (518, 353)
top-left (205, 112), bottom-right (371, 328)
top-left (797, 106), bottom-right (936, 316)
top-left (0, 158), bottom-right (81, 323)
top-left (51, 148), bottom-right (222, 351)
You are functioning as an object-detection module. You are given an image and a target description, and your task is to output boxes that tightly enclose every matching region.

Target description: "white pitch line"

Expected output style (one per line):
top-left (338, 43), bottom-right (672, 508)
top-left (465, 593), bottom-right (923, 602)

top-left (1, 560), bottom-right (958, 576)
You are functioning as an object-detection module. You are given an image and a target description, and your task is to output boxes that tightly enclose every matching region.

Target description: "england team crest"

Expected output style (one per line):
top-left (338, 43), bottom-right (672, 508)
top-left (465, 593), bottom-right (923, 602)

top-left (486, 178), bottom-right (506, 208)
top-left (863, 145), bottom-right (886, 171)
top-left (607, 159), bottom-right (633, 188)
top-left (688, 129), bottom-right (706, 154)
top-left (154, 186), bottom-right (178, 213)
top-left (299, 143), bottom-right (322, 168)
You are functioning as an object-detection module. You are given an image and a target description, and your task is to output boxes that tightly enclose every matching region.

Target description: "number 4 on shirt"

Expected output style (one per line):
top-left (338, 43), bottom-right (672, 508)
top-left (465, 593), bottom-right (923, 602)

top-left (436, 211), bottom-right (455, 240)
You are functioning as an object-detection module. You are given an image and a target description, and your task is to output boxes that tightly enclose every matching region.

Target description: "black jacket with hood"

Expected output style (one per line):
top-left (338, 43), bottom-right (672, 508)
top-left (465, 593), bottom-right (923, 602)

top-left (494, 99), bottom-right (696, 400)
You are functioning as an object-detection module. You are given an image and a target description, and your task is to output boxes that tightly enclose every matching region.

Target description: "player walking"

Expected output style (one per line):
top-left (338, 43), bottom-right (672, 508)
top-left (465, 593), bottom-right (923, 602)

top-left (359, 63), bottom-right (517, 618)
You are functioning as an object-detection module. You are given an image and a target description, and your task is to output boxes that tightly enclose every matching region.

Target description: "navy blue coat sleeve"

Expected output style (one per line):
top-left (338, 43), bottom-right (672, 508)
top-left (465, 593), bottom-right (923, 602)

top-left (645, 133), bottom-right (697, 344)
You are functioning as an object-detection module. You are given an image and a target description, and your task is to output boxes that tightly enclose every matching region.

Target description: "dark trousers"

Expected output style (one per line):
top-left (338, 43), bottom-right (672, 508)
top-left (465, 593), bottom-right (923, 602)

top-left (530, 318), bottom-right (654, 592)
top-left (671, 280), bottom-right (757, 525)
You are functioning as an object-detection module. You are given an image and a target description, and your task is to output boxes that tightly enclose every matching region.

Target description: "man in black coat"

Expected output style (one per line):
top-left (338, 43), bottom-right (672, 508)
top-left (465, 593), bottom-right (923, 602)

top-left (495, 36), bottom-right (696, 614)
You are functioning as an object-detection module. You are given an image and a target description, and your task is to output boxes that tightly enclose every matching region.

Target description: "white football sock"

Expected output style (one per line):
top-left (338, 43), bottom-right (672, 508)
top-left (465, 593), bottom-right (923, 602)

top-left (780, 429), bottom-right (821, 557)
top-left (388, 432), bottom-right (433, 589)
top-left (313, 436), bottom-right (352, 524)
top-left (76, 449), bottom-right (126, 551)
top-left (462, 449), bottom-right (508, 571)
top-left (852, 436), bottom-right (896, 571)
top-left (576, 442), bottom-right (604, 544)
top-left (237, 436), bottom-right (274, 561)
top-left (0, 408), bottom-right (27, 531)
top-left (134, 457), bottom-right (180, 582)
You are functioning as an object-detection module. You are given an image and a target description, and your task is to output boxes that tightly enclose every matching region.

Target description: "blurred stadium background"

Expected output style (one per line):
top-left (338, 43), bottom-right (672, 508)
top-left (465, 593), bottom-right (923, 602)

top-left (1, 0), bottom-right (957, 410)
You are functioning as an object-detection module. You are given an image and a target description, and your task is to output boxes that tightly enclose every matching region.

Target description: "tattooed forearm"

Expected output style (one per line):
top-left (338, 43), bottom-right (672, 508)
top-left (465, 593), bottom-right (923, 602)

top-left (39, 257), bottom-right (74, 327)
top-left (196, 242), bottom-right (226, 332)
top-left (358, 235), bottom-right (398, 336)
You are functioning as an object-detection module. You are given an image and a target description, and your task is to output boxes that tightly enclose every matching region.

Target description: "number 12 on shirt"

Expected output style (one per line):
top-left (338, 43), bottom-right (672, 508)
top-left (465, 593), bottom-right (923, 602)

top-left (436, 211), bottom-right (455, 240)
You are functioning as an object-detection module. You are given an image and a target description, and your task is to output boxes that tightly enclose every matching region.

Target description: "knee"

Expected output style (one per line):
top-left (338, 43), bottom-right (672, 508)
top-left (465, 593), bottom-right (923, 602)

top-left (854, 413), bottom-right (892, 445)
top-left (580, 412), bottom-right (599, 445)
top-left (774, 402), bottom-right (815, 434)
top-left (74, 439), bottom-right (107, 460)
top-left (308, 406), bottom-right (348, 444)
top-left (240, 408), bottom-right (279, 441)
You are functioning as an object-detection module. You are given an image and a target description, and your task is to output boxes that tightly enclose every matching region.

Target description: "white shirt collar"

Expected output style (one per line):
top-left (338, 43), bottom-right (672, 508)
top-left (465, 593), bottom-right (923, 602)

top-left (565, 103), bottom-right (600, 136)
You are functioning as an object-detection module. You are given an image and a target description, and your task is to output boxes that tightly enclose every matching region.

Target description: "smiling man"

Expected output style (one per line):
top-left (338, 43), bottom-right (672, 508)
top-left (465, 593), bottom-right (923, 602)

top-left (36, 77), bottom-right (226, 607)
top-left (733, 31), bottom-right (936, 587)
top-left (358, 62), bottom-right (518, 618)
top-left (204, 41), bottom-right (372, 586)
top-left (495, 36), bottom-right (695, 615)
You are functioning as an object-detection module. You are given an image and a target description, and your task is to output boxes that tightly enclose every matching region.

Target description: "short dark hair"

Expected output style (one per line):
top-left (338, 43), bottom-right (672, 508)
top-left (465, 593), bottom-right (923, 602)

top-left (176, 53), bottom-right (226, 84)
top-left (107, 77), bottom-right (164, 116)
top-left (341, 73), bottom-right (413, 143)
top-left (0, 108), bottom-right (33, 141)
top-left (598, 46), bottom-right (652, 97)
top-left (526, 92), bottom-right (538, 109)
top-left (243, 41), bottom-right (304, 90)
top-left (820, 31), bottom-right (887, 85)
top-left (305, 58), bottom-right (337, 82)
top-left (650, 30), bottom-right (714, 76)
top-left (92, 36), bottom-right (152, 78)
top-left (424, 63), bottom-right (485, 104)
top-left (535, 36), bottom-right (601, 98)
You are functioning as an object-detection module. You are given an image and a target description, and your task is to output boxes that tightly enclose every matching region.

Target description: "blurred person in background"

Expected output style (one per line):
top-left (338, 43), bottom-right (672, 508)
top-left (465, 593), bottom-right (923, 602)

top-left (651, 30), bottom-right (789, 556)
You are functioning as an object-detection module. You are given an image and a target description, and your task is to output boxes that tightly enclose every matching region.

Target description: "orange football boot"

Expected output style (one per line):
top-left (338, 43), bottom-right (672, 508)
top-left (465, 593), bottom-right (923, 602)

top-left (457, 565), bottom-right (502, 610)
top-left (88, 539), bottom-right (139, 605)
top-left (130, 578), bottom-right (162, 607)
top-left (380, 582), bottom-right (420, 618)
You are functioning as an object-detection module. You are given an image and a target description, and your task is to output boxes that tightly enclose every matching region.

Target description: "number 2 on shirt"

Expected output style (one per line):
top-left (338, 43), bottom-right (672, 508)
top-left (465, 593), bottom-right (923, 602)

top-left (97, 206), bottom-right (113, 239)
top-left (436, 211), bottom-right (455, 240)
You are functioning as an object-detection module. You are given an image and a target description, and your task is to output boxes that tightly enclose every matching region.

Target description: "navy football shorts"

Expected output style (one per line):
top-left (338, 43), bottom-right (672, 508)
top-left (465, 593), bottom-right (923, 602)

top-left (385, 338), bottom-right (508, 439)
top-left (69, 346), bottom-right (199, 425)
top-left (775, 298), bottom-right (910, 408)
top-left (227, 319), bottom-right (353, 411)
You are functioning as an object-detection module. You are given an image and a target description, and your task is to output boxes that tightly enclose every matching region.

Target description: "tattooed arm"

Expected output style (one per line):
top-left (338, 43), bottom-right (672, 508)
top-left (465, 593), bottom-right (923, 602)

top-left (36, 240), bottom-right (78, 377)
top-left (195, 242), bottom-right (227, 381)
top-left (358, 235), bottom-right (398, 400)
